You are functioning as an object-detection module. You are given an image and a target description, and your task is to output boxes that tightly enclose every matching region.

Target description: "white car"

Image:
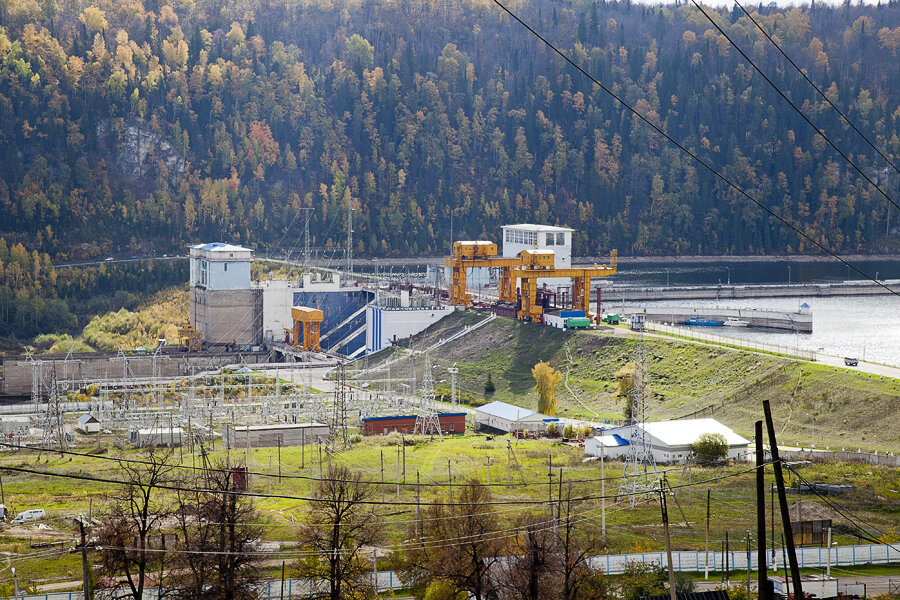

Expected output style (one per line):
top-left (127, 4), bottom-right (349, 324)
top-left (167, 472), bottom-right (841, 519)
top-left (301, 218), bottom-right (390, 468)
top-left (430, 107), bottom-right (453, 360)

top-left (10, 509), bottom-right (46, 524)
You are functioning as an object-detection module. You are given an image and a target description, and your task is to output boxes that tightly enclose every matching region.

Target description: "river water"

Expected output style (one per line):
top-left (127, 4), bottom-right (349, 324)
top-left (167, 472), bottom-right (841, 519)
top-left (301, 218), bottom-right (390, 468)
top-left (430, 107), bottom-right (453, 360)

top-left (606, 259), bottom-right (900, 367)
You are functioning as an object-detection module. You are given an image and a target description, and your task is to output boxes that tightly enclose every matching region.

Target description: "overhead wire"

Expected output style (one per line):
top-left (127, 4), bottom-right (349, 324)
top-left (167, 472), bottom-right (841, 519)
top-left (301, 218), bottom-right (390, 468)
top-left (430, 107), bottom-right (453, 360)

top-left (734, 0), bottom-right (900, 179)
top-left (0, 459), bottom-right (761, 507)
top-left (785, 464), bottom-right (900, 554)
top-left (485, 0), bottom-right (900, 299)
top-left (0, 440), bottom-right (690, 489)
top-left (688, 0), bottom-right (900, 213)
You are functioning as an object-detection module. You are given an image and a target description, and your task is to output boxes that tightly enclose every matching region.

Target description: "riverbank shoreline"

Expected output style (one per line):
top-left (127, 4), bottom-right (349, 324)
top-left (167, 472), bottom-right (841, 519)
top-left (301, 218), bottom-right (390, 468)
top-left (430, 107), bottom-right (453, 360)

top-left (584, 253), bottom-right (900, 265)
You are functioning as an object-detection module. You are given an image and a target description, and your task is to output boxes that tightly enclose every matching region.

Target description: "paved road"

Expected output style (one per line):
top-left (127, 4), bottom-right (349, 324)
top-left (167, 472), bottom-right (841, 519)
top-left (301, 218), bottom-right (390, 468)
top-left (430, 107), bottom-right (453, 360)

top-left (611, 325), bottom-right (900, 379)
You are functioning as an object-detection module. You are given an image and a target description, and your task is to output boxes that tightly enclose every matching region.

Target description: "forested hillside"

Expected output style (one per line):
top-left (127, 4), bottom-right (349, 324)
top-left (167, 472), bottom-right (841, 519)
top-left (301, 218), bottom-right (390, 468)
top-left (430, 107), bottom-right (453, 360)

top-left (1, 0), bottom-right (899, 260)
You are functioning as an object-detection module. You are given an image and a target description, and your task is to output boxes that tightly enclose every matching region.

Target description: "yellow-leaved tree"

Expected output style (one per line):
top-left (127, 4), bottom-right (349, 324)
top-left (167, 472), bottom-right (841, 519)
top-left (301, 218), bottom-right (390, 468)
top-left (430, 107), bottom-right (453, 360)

top-left (613, 362), bottom-right (637, 422)
top-left (532, 361), bottom-right (562, 416)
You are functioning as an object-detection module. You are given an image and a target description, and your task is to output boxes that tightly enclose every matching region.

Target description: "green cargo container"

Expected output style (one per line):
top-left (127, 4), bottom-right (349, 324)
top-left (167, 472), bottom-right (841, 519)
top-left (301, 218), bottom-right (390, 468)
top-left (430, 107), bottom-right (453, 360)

top-left (566, 317), bottom-right (592, 329)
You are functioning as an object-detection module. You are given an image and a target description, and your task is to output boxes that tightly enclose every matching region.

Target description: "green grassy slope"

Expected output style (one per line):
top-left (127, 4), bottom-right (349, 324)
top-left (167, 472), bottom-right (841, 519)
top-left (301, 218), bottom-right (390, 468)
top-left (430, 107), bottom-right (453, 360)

top-left (354, 312), bottom-right (900, 452)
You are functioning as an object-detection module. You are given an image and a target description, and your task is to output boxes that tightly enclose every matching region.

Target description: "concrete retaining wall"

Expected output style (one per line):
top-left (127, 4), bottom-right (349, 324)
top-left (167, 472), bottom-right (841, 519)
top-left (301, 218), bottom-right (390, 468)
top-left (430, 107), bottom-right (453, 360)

top-left (1, 350), bottom-right (272, 398)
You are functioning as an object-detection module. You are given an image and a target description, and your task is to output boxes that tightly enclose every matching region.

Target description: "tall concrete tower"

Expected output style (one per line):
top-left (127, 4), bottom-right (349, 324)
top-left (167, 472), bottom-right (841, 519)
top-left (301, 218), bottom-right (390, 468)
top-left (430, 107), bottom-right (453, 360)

top-left (189, 243), bottom-right (262, 347)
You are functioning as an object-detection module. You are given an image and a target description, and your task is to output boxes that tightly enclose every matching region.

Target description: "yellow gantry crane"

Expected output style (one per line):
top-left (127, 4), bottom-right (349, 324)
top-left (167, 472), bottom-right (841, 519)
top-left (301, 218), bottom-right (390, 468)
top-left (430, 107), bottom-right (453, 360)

top-left (445, 241), bottom-right (617, 323)
top-left (285, 306), bottom-right (324, 351)
top-left (514, 248), bottom-right (617, 322)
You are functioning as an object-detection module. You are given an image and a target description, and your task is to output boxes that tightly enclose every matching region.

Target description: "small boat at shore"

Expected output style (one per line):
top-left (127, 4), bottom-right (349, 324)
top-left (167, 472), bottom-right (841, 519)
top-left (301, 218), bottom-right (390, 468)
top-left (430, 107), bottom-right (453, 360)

top-left (684, 318), bottom-right (724, 326)
top-left (723, 318), bottom-right (750, 327)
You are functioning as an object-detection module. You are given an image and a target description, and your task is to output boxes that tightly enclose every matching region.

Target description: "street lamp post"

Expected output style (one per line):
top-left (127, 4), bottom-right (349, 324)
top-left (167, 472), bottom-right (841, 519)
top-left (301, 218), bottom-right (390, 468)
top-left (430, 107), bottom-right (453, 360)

top-left (725, 266), bottom-right (731, 285)
top-left (666, 268), bottom-right (670, 287)
top-left (787, 265), bottom-right (791, 284)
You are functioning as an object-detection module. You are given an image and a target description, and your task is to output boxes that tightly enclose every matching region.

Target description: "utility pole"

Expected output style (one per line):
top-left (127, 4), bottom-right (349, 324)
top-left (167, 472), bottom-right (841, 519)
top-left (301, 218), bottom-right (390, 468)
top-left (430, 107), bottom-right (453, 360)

top-left (601, 441), bottom-right (607, 545)
top-left (705, 488), bottom-right (711, 579)
top-left (725, 531), bottom-right (730, 585)
top-left (415, 470), bottom-right (421, 535)
top-left (763, 399), bottom-right (803, 600)
top-left (79, 518), bottom-right (92, 600)
top-left (746, 533), bottom-right (751, 600)
top-left (660, 484), bottom-right (677, 600)
top-left (756, 420), bottom-right (769, 600)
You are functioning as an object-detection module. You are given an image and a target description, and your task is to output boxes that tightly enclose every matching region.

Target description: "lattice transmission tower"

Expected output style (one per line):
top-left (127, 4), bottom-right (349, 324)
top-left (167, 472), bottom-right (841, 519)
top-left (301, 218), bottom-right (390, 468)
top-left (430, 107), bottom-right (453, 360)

top-left (619, 315), bottom-right (659, 505)
top-left (413, 352), bottom-right (442, 439)
top-left (331, 362), bottom-right (349, 445)
top-left (38, 371), bottom-right (69, 460)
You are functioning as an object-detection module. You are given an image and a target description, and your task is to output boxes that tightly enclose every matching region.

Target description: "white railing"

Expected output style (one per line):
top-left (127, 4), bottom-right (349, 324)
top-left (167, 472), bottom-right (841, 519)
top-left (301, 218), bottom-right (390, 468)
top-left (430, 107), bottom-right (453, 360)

top-left (645, 322), bottom-right (816, 361)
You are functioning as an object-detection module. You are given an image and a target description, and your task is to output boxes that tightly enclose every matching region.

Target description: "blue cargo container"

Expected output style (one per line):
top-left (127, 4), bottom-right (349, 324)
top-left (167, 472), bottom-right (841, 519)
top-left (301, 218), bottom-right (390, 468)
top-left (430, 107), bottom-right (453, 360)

top-left (560, 310), bottom-right (586, 318)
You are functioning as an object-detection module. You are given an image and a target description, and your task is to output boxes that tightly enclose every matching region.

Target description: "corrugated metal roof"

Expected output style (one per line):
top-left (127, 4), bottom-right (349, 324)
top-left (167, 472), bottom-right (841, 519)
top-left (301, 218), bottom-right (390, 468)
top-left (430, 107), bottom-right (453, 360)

top-left (591, 434), bottom-right (630, 447)
top-left (476, 401), bottom-right (542, 422)
top-left (190, 242), bottom-right (252, 252)
top-left (641, 418), bottom-right (749, 447)
top-left (77, 413), bottom-right (99, 426)
top-left (501, 223), bottom-right (574, 233)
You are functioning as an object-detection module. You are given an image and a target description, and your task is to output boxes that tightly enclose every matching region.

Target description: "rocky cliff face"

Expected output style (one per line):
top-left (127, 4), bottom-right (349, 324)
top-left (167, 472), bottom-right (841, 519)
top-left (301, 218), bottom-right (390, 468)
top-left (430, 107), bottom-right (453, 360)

top-left (97, 119), bottom-right (185, 183)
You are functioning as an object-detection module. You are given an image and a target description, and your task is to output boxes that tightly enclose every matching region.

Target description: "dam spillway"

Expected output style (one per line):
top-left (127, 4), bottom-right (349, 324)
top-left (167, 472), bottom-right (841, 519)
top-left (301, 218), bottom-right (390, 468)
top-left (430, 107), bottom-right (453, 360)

top-left (617, 306), bottom-right (813, 332)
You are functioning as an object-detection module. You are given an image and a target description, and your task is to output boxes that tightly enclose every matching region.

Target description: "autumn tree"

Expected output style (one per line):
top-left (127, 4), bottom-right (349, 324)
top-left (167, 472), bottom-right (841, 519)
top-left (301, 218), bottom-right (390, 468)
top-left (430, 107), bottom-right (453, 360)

top-left (401, 481), bottom-right (502, 600)
top-left (96, 449), bottom-right (176, 600)
top-left (499, 514), bottom-right (562, 600)
top-left (691, 433), bottom-right (729, 463)
top-left (170, 463), bottom-right (263, 600)
top-left (613, 363), bottom-right (638, 422)
top-left (296, 465), bottom-right (380, 600)
top-left (532, 361), bottom-right (562, 416)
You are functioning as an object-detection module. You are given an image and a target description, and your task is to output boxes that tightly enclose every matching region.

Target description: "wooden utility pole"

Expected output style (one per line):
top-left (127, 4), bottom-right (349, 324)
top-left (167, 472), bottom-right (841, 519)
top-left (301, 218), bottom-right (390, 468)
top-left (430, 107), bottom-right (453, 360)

top-left (415, 470), bottom-right (421, 535)
top-left (746, 533), bottom-right (751, 600)
top-left (725, 532), bottom-right (730, 585)
top-left (601, 441), bottom-right (607, 545)
top-left (756, 420), bottom-right (769, 600)
top-left (380, 450), bottom-right (385, 503)
top-left (660, 485), bottom-right (677, 600)
top-left (763, 399), bottom-right (803, 600)
top-left (79, 519), bottom-right (92, 600)
top-left (705, 488), bottom-right (711, 580)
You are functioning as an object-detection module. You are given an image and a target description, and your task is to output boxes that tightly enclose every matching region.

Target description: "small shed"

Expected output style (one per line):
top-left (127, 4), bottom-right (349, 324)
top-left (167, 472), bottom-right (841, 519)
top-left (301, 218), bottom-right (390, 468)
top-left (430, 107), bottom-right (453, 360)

top-left (474, 401), bottom-right (553, 434)
top-left (77, 413), bottom-right (101, 434)
top-left (134, 427), bottom-right (183, 447)
top-left (223, 422), bottom-right (330, 449)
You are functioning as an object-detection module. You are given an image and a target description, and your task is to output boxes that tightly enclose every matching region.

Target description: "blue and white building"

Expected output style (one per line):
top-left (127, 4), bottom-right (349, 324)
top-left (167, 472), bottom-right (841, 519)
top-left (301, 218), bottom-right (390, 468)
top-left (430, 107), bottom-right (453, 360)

top-left (474, 400), bottom-right (559, 434)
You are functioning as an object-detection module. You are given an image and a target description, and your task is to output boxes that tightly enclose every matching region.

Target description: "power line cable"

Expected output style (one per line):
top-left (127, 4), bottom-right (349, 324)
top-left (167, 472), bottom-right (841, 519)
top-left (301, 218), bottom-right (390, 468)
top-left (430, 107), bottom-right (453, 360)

top-left (734, 0), bottom-right (900, 178)
top-left (688, 0), bottom-right (899, 213)
top-left (0, 440), bottom-right (687, 488)
top-left (0, 460), bottom-right (759, 507)
top-left (786, 464), bottom-right (900, 554)
top-left (486, 0), bottom-right (900, 299)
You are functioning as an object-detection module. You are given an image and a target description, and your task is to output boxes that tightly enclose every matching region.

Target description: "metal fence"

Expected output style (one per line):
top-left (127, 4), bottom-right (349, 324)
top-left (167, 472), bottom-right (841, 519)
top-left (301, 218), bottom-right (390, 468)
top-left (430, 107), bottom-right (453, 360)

top-left (645, 322), bottom-right (817, 361)
top-left (16, 572), bottom-right (405, 600)
top-left (17, 544), bottom-right (900, 600)
top-left (588, 543), bottom-right (900, 575)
